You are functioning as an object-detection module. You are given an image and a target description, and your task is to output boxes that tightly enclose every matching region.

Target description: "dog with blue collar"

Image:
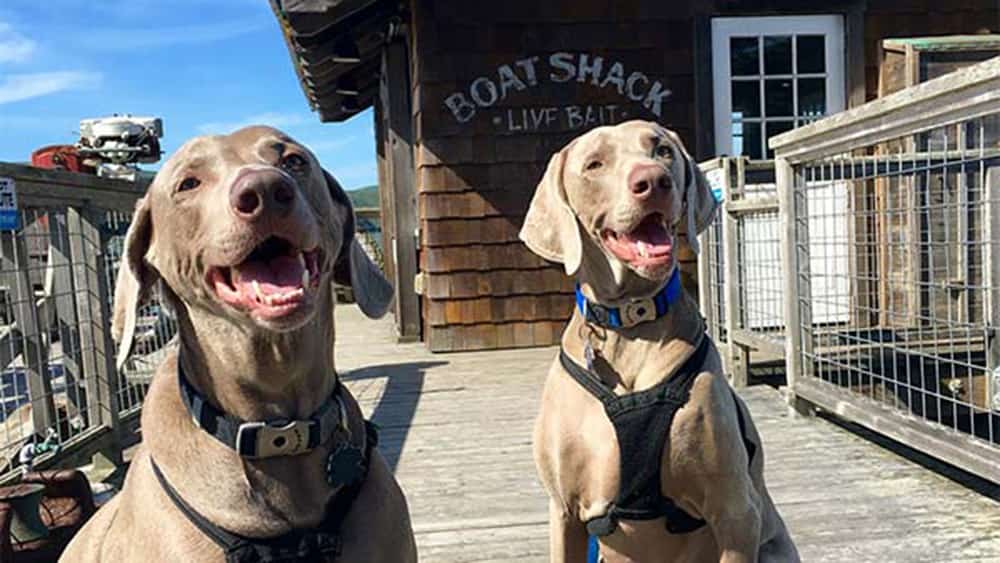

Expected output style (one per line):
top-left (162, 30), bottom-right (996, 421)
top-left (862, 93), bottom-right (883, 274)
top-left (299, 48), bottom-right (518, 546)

top-left (520, 121), bottom-right (799, 563)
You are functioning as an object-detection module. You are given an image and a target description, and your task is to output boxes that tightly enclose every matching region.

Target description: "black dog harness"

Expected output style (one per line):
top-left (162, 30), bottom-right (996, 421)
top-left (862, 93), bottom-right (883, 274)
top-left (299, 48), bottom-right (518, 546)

top-left (560, 337), bottom-right (757, 537)
top-left (151, 361), bottom-right (378, 562)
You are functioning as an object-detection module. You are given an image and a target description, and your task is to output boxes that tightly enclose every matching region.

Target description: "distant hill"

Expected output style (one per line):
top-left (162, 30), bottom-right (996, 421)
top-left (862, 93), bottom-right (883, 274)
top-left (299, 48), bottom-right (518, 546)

top-left (347, 185), bottom-right (379, 209)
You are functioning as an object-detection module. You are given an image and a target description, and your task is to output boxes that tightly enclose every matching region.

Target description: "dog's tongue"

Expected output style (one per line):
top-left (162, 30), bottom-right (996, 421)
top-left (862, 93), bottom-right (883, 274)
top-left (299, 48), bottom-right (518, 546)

top-left (233, 255), bottom-right (304, 297)
top-left (622, 215), bottom-right (672, 254)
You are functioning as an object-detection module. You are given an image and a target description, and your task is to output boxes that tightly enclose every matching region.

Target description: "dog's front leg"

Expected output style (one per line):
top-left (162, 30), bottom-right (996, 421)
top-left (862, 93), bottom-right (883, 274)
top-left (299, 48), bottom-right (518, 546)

top-left (702, 477), bottom-right (762, 563)
top-left (548, 499), bottom-right (589, 563)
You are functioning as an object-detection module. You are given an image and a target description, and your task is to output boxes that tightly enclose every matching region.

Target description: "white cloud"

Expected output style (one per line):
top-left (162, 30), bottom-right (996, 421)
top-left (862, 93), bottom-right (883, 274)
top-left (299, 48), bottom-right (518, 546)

top-left (66, 20), bottom-right (265, 51)
top-left (0, 22), bottom-right (37, 63)
top-left (197, 112), bottom-right (310, 135)
top-left (0, 71), bottom-right (102, 105)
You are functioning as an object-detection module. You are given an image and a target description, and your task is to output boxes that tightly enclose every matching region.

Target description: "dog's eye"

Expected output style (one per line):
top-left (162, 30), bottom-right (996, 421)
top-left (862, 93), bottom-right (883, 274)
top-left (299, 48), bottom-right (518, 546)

top-left (280, 153), bottom-right (309, 175)
top-left (655, 144), bottom-right (672, 158)
top-left (585, 160), bottom-right (604, 172)
top-left (178, 177), bottom-right (201, 192)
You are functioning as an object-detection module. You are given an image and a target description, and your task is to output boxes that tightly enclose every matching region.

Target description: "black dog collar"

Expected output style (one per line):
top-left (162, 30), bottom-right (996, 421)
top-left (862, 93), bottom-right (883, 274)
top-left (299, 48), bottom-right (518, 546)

top-left (178, 360), bottom-right (346, 459)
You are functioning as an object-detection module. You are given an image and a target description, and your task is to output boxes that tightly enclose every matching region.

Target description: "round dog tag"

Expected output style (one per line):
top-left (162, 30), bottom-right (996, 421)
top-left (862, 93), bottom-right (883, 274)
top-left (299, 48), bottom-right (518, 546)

top-left (326, 443), bottom-right (364, 487)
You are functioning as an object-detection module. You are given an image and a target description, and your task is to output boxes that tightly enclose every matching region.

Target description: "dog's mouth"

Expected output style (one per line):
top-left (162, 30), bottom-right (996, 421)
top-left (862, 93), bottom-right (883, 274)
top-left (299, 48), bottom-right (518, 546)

top-left (207, 236), bottom-right (322, 321)
top-left (600, 212), bottom-right (674, 269)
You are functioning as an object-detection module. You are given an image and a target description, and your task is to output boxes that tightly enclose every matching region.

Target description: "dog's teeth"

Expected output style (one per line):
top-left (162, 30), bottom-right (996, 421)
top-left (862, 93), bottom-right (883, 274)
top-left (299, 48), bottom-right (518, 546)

top-left (637, 241), bottom-right (649, 257)
top-left (252, 280), bottom-right (264, 303)
top-left (297, 252), bottom-right (306, 268)
top-left (302, 267), bottom-right (310, 288)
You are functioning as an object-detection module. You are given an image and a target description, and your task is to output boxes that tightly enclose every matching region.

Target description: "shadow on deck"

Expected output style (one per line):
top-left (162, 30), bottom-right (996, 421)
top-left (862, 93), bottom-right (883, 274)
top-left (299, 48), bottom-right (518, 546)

top-left (336, 305), bottom-right (1000, 562)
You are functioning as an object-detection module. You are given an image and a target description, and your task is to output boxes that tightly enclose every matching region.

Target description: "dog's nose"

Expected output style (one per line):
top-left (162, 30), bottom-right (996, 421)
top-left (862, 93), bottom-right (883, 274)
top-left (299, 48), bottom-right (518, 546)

top-left (628, 164), bottom-right (669, 199)
top-left (230, 170), bottom-right (296, 220)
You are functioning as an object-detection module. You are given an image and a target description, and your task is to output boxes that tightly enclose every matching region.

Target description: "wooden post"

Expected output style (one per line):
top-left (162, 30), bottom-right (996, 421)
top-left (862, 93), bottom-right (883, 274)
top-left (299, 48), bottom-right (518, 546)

top-left (985, 166), bottom-right (1000, 413)
top-left (722, 158), bottom-right (749, 388)
top-left (380, 36), bottom-right (421, 342)
top-left (47, 212), bottom-right (87, 422)
top-left (778, 157), bottom-right (814, 416)
top-left (67, 207), bottom-right (122, 465)
top-left (1, 227), bottom-right (56, 436)
top-left (697, 226), bottom-right (716, 341)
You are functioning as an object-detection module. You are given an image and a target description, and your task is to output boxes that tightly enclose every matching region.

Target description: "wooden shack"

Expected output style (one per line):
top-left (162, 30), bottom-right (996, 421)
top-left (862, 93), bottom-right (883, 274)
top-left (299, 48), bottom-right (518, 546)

top-left (271, 0), bottom-right (997, 351)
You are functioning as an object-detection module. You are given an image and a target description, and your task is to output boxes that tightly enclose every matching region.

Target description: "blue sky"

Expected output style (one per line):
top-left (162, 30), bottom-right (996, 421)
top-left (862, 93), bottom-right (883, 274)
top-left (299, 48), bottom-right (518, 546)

top-left (0, 0), bottom-right (377, 189)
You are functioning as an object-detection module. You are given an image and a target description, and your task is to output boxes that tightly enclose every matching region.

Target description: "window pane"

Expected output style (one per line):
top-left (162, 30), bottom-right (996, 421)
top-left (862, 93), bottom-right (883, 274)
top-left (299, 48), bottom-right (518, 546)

top-left (732, 120), bottom-right (762, 159)
top-left (764, 36), bottom-right (792, 74)
top-left (797, 35), bottom-right (825, 73)
top-left (730, 37), bottom-right (759, 76)
top-left (765, 120), bottom-right (795, 158)
top-left (731, 81), bottom-right (760, 118)
top-left (765, 79), bottom-right (794, 117)
top-left (798, 78), bottom-right (826, 118)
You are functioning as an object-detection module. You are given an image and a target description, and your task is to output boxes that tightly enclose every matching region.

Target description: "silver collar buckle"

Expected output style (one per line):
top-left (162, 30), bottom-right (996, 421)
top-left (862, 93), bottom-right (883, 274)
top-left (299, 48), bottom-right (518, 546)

top-left (236, 418), bottom-right (316, 458)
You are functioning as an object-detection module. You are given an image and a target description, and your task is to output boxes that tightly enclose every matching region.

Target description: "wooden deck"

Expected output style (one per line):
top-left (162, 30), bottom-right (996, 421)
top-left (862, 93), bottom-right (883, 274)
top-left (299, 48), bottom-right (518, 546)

top-left (335, 306), bottom-right (1000, 563)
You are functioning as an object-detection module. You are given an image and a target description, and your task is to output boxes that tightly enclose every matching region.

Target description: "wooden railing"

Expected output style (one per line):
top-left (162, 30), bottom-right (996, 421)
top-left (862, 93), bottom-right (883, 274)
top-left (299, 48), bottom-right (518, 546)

top-left (0, 163), bottom-right (149, 484)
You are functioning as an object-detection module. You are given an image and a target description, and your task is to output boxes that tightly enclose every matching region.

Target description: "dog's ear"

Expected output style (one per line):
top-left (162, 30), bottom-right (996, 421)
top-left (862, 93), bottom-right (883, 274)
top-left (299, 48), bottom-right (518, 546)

top-left (665, 129), bottom-right (717, 255)
top-left (519, 148), bottom-right (583, 275)
top-left (112, 195), bottom-right (157, 370)
top-left (325, 170), bottom-right (393, 319)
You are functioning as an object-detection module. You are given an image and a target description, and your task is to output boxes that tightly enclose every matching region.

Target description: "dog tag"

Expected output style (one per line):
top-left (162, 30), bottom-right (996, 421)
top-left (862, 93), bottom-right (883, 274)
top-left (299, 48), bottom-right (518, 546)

top-left (584, 342), bottom-right (596, 371)
top-left (326, 443), bottom-right (365, 487)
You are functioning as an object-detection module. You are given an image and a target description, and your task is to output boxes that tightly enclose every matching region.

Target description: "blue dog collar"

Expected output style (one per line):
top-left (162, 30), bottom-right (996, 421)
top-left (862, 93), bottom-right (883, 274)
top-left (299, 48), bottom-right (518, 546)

top-left (575, 269), bottom-right (681, 329)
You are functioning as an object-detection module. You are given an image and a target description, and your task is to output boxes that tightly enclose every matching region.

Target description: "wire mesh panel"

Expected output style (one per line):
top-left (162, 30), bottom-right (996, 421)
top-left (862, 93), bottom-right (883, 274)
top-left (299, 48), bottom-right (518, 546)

top-left (707, 213), bottom-right (727, 342)
top-left (735, 172), bottom-right (785, 339)
top-left (698, 159), bottom-right (729, 344)
top-left (779, 88), bottom-right (1000, 481)
top-left (101, 211), bottom-right (177, 416)
top-left (0, 207), bottom-right (121, 476)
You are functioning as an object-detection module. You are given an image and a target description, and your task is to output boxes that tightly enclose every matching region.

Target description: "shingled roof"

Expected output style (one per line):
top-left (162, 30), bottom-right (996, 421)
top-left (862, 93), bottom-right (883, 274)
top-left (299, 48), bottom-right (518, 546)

top-left (270, 0), bottom-right (404, 122)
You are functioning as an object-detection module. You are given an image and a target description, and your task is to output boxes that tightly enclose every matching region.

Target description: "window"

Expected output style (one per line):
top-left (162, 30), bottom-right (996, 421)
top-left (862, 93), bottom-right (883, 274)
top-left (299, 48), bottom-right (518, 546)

top-left (712, 16), bottom-right (845, 159)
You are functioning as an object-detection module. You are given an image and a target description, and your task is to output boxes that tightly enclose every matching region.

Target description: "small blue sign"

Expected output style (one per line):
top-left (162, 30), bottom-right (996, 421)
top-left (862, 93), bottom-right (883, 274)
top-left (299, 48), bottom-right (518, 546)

top-left (712, 187), bottom-right (724, 202)
top-left (0, 177), bottom-right (19, 231)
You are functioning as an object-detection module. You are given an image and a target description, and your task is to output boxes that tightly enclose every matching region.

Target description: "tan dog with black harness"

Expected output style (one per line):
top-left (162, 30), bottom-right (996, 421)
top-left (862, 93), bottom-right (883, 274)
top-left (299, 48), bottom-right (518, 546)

top-left (521, 121), bottom-right (799, 562)
top-left (61, 126), bottom-right (417, 562)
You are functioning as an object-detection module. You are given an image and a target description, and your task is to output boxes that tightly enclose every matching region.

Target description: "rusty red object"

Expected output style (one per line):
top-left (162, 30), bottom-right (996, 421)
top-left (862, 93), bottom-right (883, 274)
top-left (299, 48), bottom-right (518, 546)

top-left (29, 145), bottom-right (94, 174)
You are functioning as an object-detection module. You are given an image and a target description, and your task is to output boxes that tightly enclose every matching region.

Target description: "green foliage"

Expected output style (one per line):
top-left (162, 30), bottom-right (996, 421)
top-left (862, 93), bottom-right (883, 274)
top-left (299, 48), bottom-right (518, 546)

top-left (346, 184), bottom-right (379, 208)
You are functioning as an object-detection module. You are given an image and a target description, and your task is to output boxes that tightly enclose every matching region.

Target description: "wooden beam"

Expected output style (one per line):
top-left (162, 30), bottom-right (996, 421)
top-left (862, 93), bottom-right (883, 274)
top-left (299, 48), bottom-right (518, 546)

top-left (381, 38), bottom-right (421, 342)
top-left (67, 208), bottom-right (123, 465)
top-left (0, 163), bottom-right (148, 213)
top-left (725, 196), bottom-right (779, 215)
top-left (770, 57), bottom-right (1000, 163)
top-left (795, 376), bottom-right (1000, 484)
top-left (722, 158), bottom-right (749, 387)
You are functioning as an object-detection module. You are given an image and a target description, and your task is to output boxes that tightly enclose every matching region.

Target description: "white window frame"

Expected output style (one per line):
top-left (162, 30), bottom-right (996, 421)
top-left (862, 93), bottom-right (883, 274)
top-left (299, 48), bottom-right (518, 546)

top-left (712, 15), bottom-right (846, 158)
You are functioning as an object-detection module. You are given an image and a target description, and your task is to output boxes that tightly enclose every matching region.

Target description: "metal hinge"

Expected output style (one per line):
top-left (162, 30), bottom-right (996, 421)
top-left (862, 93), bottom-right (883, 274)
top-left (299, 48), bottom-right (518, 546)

top-left (414, 272), bottom-right (426, 296)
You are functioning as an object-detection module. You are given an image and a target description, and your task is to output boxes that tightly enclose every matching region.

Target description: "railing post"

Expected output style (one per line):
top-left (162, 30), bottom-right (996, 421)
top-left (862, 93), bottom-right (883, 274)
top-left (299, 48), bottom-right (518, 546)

top-left (777, 157), bottom-right (814, 416)
top-left (67, 206), bottom-right (123, 465)
top-left (697, 226), bottom-right (717, 340)
top-left (698, 161), bottom-right (719, 342)
top-left (48, 211), bottom-right (88, 423)
top-left (985, 166), bottom-right (1000, 414)
top-left (722, 158), bottom-right (749, 387)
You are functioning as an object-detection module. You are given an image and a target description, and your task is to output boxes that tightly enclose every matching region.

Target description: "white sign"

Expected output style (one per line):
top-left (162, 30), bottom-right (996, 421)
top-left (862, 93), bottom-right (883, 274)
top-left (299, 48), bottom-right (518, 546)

top-left (704, 168), bottom-right (725, 202)
top-left (443, 52), bottom-right (672, 129)
top-left (0, 177), bottom-right (19, 231)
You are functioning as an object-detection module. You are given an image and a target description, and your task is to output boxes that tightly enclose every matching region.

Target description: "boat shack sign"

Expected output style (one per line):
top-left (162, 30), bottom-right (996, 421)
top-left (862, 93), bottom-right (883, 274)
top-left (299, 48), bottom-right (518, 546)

top-left (443, 52), bottom-right (671, 133)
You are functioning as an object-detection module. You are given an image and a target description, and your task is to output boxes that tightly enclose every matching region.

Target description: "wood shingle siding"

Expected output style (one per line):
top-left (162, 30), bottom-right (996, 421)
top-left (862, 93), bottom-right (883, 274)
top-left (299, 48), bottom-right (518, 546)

top-left (401, 0), bottom-right (997, 351)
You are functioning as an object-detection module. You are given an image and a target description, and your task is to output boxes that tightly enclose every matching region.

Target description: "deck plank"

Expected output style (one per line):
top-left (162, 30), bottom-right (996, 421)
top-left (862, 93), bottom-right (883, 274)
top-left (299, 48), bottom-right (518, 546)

top-left (334, 306), bottom-right (1000, 563)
